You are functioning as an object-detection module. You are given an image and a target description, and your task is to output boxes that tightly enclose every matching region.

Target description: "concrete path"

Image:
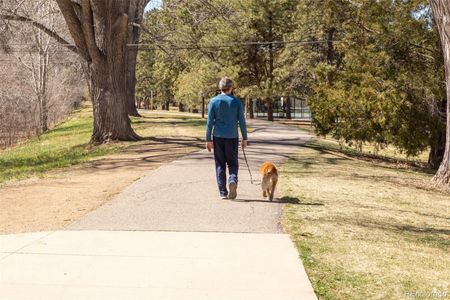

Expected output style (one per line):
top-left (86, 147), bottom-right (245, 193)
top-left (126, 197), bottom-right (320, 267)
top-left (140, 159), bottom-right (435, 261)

top-left (0, 119), bottom-right (317, 300)
top-left (69, 119), bottom-right (310, 233)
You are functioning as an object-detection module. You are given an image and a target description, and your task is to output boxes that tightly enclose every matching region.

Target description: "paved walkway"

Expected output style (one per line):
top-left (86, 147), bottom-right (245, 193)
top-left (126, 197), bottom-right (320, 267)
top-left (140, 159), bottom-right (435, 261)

top-left (0, 120), bottom-right (317, 299)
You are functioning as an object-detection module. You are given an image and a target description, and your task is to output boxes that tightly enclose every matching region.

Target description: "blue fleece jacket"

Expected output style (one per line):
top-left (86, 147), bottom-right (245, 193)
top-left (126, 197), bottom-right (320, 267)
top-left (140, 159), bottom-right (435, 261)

top-left (206, 94), bottom-right (248, 142)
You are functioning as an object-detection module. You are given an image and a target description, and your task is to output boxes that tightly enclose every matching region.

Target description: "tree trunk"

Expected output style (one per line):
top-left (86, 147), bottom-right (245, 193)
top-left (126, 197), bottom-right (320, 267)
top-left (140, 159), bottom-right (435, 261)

top-left (201, 95), bottom-right (205, 118)
top-left (178, 101), bottom-right (184, 112)
top-left (144, 96), bottom-right (149, 109)
top-left (150, 91), bottom-right (154, 110)
top-left (430, 0), bottom-right (450, 184)
top-left (54, 0), bottom-right (142, 143)
top-left (89, 61), bottom-right (139, 143)
top-left (286, 96), bottom-right (292, 119)
top-left (267, 99), bottom-right (274, 121)
top-left (36, 98), bottom-right (43, 136)
top-left (327, 27), bottom-right (336, 65)
top-left (429, 98), bottom-right (446, 169)
top-left (249, 98), bottom-right (254, 119)
top-left (244, 97), bottom-right (249, 118)
top-left (125, 0), bottom-right (147, 117)
top-left (125, 45), bottom-right (141, 117)
top-left (429, 126), bottom-right (446, 169)
top-left (41, 96), bottom-right (49, 133)
top-left (165, 100), bottom-right (170, 111)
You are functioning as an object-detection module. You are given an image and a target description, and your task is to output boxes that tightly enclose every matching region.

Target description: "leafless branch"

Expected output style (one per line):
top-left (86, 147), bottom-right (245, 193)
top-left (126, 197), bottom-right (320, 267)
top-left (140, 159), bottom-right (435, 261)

top-left (0, 13), bottom-right (77, 53)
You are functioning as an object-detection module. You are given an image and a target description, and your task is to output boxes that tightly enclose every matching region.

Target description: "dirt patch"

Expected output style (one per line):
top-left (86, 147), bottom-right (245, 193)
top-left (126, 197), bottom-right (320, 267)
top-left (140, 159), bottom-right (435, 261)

top-left (0, 137), bottom-right (203, 234)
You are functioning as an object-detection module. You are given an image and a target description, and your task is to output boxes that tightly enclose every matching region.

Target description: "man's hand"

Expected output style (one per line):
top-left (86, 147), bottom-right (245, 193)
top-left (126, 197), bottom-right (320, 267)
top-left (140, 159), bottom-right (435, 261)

top-left (241, 140), bottom-right (248, 149)
top-left (206, 141), bottom-right (213, 152)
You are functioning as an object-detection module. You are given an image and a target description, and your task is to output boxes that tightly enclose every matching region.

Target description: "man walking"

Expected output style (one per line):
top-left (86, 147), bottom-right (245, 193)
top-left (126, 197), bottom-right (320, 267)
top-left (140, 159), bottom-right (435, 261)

top-left (206, 77), bottom-right (248, 199)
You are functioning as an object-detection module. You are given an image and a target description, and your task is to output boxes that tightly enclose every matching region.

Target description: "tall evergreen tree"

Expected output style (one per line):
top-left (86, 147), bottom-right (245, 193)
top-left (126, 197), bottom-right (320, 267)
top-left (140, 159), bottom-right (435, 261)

top-left (280, 0), bottom-right (445, 167)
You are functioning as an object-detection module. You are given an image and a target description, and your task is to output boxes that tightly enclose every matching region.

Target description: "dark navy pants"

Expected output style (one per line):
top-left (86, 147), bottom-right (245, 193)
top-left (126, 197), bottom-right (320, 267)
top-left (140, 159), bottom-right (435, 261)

top-left (213, 137), bottom-right (239, 196)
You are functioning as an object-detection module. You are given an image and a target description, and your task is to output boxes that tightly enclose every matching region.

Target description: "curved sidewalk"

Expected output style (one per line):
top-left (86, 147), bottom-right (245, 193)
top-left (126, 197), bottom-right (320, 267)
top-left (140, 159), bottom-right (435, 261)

top-left (0, 119), bottom-right (317, 300)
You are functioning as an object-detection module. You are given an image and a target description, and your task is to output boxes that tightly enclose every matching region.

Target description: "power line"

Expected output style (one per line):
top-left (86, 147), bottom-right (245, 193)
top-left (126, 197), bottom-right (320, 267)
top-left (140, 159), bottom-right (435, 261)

top-left (0, 49), bottom-right (75, 53)
top-left (128, 39), bottom-right (336, 50)
top-left (0, 39), bottom-right (336, 52)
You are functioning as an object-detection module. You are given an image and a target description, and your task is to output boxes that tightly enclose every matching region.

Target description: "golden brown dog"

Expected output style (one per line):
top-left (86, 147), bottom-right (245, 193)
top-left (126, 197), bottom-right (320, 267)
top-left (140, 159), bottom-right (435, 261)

top-left (259, 162), bottom-right (278, 201)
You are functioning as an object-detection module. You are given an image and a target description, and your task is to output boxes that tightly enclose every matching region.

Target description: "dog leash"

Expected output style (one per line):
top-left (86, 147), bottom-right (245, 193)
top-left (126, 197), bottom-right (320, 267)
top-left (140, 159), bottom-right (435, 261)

top-left (242, 146), bottom-right (255, 185)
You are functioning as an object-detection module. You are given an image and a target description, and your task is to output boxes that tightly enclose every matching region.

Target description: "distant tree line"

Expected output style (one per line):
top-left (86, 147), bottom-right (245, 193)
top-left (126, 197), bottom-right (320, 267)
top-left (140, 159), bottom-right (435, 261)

top-left (1, 0), bottom-right (450, 185)
top-left (136, 0), bottom-right (450, 184)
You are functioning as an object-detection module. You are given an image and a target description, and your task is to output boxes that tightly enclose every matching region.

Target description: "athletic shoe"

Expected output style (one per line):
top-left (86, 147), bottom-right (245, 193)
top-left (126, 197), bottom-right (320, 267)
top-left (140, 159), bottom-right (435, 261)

top-left (220, 194), bottom-right (228, 199)
top-left (228, 182), bottom-right (237, 199)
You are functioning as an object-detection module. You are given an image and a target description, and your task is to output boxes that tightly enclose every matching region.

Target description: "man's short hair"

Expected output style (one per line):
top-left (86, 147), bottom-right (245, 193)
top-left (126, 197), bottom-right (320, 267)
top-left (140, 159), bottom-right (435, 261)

top-left (218, 77), bottom-right (233, 91)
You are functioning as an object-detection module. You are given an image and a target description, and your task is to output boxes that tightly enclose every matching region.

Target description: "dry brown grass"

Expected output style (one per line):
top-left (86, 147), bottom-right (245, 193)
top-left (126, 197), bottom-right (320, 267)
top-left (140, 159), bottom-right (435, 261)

top-left (273, 120), bottom-right (429, 165)
top-left (133, 110), bottom-right (206, 138)
top-left (281, 139), bottom-right (450, 300)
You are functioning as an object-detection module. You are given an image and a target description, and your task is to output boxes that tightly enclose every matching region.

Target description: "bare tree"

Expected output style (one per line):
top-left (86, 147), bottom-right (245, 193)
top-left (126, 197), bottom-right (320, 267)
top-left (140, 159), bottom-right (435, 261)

top-left (0, 0), bottom-right (83, 147)
top-left (12, 1), bottom-right (62, 134)
top-left (2, 0), bottom-right (151, 143)
top-left (430, 0), bottom-right (450, 185)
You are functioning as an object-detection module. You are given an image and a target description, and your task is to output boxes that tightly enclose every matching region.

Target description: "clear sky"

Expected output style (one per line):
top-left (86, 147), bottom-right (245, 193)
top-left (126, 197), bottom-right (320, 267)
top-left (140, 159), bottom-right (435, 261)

top-left (145, 0), bottom-right (162, 11)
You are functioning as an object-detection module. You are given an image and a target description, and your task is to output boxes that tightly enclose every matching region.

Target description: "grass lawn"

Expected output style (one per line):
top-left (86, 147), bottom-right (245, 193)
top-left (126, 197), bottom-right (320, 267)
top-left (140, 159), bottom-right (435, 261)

top-left (132, 110), bottom-right (206, 138)
top-left (281, 138), bottom-right (450, 300)
top-left (0, 105), bottom-right (205, 184)
top-left (288, 123), bottom-right (429, 165)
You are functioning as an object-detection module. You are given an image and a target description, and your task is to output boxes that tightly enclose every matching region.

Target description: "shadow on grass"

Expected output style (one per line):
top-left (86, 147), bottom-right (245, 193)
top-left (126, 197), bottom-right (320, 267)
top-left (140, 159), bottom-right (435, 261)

top-left (137, 136), bottom-right (204, 149)
top-left (304, 141), bottom-right (433, 173)
top-left (49, 123), bottom-right (91, 135)
top-left (280, 196), bottom-right (325, 205)
top-left (333, 215), bottom-right (450, 237)
top-left (0, 135), bottom-right (207, 183)
top-left (385, 223), bottom-right (450, 235)
top-left (302, 143), bottom-right (354, 161)
top-left (346, 219), bottom-right (450, 251)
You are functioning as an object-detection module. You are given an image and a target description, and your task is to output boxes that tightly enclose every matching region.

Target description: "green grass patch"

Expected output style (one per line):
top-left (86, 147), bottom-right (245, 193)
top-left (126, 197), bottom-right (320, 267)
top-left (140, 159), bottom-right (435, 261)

top-left (0, 106), bottom-right (206, 184)
top-left (281, 138), bottom-right (450, 300)
top-left (0, 107), bottom-right (117, 183)
top-left (313, 137), bottom-right (429, 167)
